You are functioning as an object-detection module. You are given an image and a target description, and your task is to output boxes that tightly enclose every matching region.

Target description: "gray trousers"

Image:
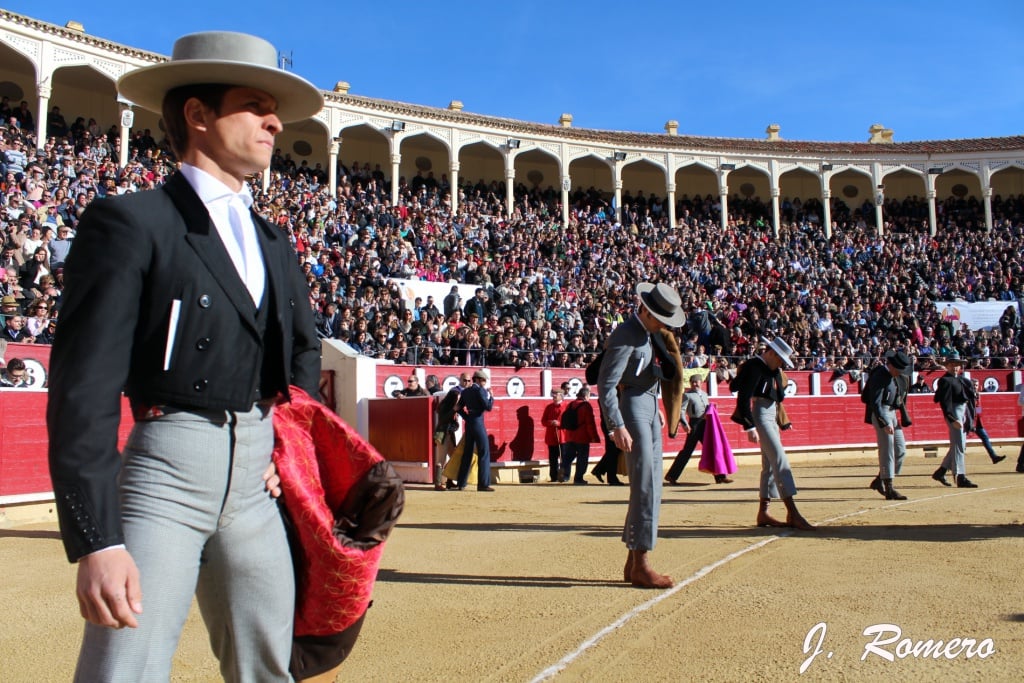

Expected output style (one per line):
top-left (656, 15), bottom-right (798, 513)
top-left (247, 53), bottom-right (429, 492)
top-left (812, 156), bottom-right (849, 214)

top-left (74, 405), bottom-right (294, 683)
top-left (621, 391), bottom-right (663, 551)
top-left (753, 398), bottom-right (797, 499)
top-left (872, 407), bottom-right (906, 478)
top-left (941, 404), bottom-right (968, 476)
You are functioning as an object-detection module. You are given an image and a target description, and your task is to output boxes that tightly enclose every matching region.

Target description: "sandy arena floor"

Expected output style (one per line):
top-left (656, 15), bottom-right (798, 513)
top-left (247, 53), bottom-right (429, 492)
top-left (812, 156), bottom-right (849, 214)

top-left (2, 452), bottom-right (1023, 682)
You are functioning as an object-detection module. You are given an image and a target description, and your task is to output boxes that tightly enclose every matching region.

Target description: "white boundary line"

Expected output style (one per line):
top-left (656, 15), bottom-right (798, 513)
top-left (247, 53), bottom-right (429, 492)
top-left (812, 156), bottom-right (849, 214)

top-left (529, 484), bottom-right (1020, 682)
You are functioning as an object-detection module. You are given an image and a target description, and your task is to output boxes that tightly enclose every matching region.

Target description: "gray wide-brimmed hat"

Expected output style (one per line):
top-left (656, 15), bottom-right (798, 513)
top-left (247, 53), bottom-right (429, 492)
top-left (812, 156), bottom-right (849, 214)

top-left (117, 31), bottom-right (323, 123)
top-left (885, 349), bottom-right (913, 374)
top-left (637, 282), bottom-right (685, 327)
top-left (940, 351), bottom-right (967, 366)
top-left (760, 336), bottom-right (795, 369)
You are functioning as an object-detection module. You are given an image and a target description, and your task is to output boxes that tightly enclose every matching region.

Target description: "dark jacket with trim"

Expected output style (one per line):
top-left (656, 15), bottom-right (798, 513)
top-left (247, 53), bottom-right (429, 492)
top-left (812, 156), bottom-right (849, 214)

top-left (47, 172), bottom-right (321, 562)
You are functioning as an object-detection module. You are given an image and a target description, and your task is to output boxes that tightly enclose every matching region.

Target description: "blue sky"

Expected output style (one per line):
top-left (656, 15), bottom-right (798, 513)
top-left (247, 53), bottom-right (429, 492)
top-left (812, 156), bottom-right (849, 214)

top-left (11, 0), bottom-right (1023, 142)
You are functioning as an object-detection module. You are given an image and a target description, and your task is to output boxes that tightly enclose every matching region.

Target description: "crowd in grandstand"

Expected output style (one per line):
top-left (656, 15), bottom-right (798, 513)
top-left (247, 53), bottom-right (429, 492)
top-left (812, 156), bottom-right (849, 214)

top-left (3, 104), bottom-right (1024, 378)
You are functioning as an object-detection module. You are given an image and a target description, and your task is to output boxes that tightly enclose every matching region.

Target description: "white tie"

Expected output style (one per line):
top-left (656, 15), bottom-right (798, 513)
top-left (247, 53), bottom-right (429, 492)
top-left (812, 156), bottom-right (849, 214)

top-left (227, 196), bottom-right (265, 306)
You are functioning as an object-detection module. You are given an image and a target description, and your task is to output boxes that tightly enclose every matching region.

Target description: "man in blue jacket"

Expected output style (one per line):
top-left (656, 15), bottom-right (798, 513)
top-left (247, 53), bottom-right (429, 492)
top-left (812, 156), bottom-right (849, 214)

top-left (456, 369), bottom-right (495, 491)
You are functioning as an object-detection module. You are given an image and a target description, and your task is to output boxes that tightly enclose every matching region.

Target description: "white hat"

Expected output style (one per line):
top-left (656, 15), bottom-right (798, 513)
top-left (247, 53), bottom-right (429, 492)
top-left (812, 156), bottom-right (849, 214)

top-left (117, 31), bottom-right (323, 123)
top-left (761, 336), bottom-right (795, 369)
top-left (636, 282), bottom-right (685, 327)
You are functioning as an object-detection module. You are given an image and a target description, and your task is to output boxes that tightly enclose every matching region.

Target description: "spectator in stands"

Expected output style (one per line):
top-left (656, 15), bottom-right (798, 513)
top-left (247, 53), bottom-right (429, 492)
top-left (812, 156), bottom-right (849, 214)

top-left (35, 317), bottom-right (57, 345)
top-left (1, 241), bottom-right (22, 270)
top-left (19, 247), bottom-right (51, 297)
top-left (0, 293), bottom-right (21, 324)
top-left (24, 297), bottom-right (51, 338)
top-left (0, 357), bottom-right (30, 387)
top-left (443, 285), bottom-right (461, 318)
top-left (3, 138), bottom-right (27, 178)
top-left (2, 313), bottom-right (33, 343)
top-left (47, 106), bottom-right (69, 139)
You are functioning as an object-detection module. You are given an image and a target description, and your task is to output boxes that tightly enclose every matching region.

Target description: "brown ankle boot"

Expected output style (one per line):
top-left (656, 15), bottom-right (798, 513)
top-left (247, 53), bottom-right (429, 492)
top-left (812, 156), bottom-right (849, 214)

top-left (629, 550), bottom-right (674, 589)
top-left (623, 550), bottom-right (634, 583)
top-left (783, 496), bottom-right (816, 531)
top-left (756, 498), bottom-right (787, 527)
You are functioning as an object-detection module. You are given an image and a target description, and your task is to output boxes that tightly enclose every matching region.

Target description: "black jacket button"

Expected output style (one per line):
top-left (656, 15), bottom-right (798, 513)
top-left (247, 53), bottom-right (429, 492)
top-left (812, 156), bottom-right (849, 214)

top-left (193, 379), bottom-right (208, 392)
top-left (196, 337), bottom-right (211, 351)
top-left (198, 294), bottom-right (212, 308)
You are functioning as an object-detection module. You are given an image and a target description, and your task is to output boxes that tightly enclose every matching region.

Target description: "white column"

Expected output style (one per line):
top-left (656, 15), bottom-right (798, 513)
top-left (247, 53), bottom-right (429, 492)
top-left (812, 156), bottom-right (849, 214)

top-left (36, 80), bottom-right (52, 154)
top-left (820, 168), bottom-right (833, 239)
top-left (561, 176), bottom-right (571, 227)
top-left (667, 183), bottom-right (677, 229)
top-left (822, 189), bottom-right (832, 239)
top-left (983, 186), bottom-right (993, 232)
top-left (118, 103), bottom-right (133, 170)
top-left (719, 184), bottom-right (729, 233)
top-left (874, 188), bottom-right (885, 236)
top-left (927, 188), bottom-right (938, 236)
top-left (328, 138), bottom-right (340, 199)
top-left (770, 187), bottom-right (781, 237)
top-left (390, 152), bottom-right (401, 207)
top-left (450, 160), bottom-right (460, 217)
top-left (505, 168), bottom-right (515, 219)
top-left (614, 181), bottom-right (623, 224)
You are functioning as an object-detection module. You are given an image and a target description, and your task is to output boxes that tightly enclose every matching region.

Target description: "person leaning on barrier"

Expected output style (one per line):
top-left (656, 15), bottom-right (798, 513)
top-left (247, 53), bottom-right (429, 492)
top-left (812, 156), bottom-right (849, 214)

top-left (391, 373), bottom-right (428, 397)
top-left (0, 356), bottom-right (30, 387)
top-left (865, 350), bottom-right (913, 500)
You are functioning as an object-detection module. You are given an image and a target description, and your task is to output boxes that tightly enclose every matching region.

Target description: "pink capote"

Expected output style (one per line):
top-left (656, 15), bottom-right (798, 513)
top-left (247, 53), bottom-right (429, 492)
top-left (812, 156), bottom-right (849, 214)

top-left (698, 403), bottom-right (738, 476)
top-left (272, 387), bottom-right (395, 636)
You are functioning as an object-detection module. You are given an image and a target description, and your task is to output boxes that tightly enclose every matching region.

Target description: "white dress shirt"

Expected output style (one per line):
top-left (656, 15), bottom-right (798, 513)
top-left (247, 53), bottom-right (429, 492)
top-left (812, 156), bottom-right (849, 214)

top-left (179, 164), bottom-right (265, 306)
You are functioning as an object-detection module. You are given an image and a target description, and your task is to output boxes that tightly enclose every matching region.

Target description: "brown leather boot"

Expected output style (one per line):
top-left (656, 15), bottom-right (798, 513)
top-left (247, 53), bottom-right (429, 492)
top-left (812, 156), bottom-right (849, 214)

top-left (756, 498), bottom-right (787, 527)
top-left (783, 496), bottom-right (816, 531)
top-left (629, 550), bottom-right (674, 589)
top-left (623, 549), bottom-right (633, 583)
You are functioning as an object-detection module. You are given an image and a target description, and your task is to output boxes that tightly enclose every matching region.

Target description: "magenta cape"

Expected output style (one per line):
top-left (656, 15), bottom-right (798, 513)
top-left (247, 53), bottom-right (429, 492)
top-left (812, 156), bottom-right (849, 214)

top-left (698, 403), bottom-right (738, 476)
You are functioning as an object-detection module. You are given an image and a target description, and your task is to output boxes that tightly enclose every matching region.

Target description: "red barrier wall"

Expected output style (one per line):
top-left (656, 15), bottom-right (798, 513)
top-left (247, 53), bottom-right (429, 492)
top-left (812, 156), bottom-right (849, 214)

top-left (5, 340), bottom-right (1022, 499)
top-left (363, 392), bottom-right (1023, 470)
top-left (0, 393), bottom-right (134, 499)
